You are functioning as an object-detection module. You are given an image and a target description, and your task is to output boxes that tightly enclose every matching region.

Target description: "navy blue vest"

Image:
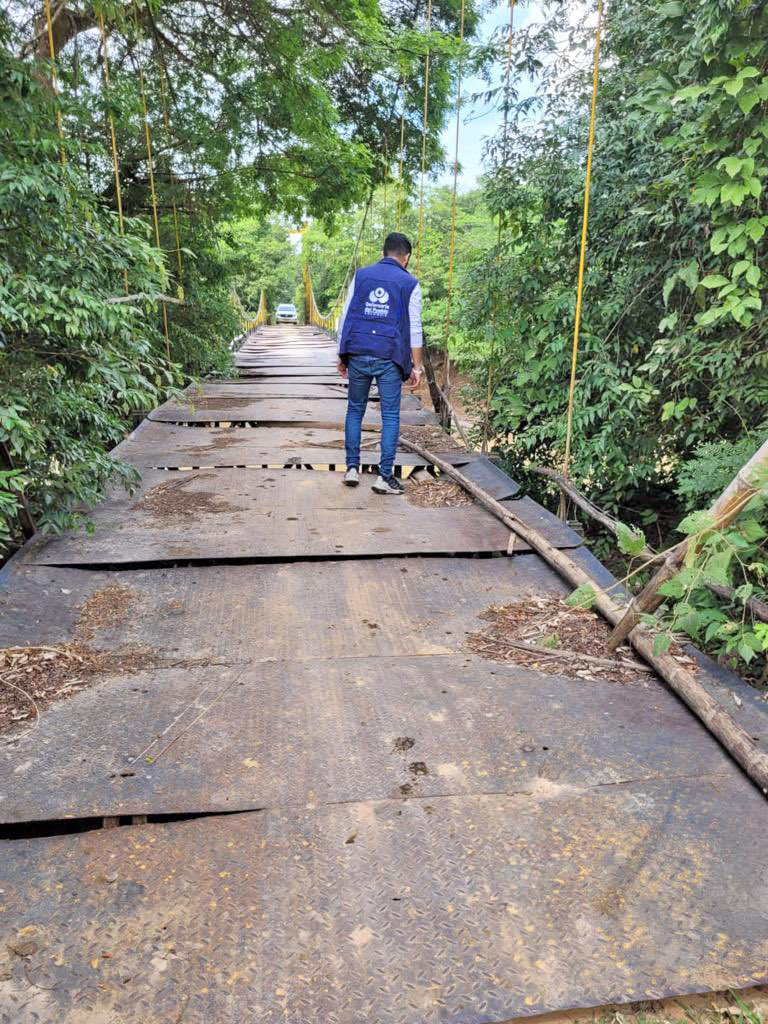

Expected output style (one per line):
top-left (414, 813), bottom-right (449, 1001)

top-left (339, 258), bottom-right (419, 379)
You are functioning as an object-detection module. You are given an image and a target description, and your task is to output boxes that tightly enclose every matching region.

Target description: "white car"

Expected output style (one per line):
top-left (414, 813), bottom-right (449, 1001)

top-left (275, 303), bottom-right (298, 324)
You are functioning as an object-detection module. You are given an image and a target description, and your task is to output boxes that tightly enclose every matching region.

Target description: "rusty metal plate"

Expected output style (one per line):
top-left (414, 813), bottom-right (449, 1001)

top-left (182, 382), bottom-right (423, 410)
top-left (108, 423), bottom-right (429, 469)
top-left (238, 366), bottom-right (354, 377)
top-left (439, 454), bottom-right (521, 499)
top-left (23, 467), bottom-right (522, 565)
top-left (505, 496), bottom-right (585, 548)
top-left (148, 396), bottom-right (436, 426)
top-left (2, 775), bottom-right (767, 1024)
top-left (0, 646), bottom-right (738, 821)
top-left (226, 374), bottom-right (348, 384)
top-left (197, 382), bottom-right (351, 399)
top-left (235, 353), bottom-right (337, 367)
top-left (0, 555), bottom-right (568, 658)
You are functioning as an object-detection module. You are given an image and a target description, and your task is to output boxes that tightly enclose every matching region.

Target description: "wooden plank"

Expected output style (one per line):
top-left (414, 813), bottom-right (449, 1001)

top-left (3, 775), bottom-right (766, 1021)
top-left (0, 647), bottom-right (738, 821)
top-left (23, 467), bottom-right (523, 565)
top-left (148, 397), bottom-right (436, 426)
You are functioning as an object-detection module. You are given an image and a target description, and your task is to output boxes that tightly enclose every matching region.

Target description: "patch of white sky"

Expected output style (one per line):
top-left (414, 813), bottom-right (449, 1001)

top-left (436, 0), bottom-right (545, 188)
top-left (437, 0), bottom-right (594, 188)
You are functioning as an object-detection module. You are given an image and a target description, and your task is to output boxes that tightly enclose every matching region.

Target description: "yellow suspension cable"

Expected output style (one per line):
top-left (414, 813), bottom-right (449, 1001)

top-left (304, 196), bottom-right (374, 330)
top-left (382, 133), bottom-right (388, 231)
top-left (132, 1), bottom-right (170, 357)
top-left (396, 101), bottom-right (406, 230)
top-left (442, 0), bottom-right (466, 403)
top-left (158, 71), bottom-right (184, 297)
top-left (561, 0), bottom-right (604, 499)
top-left (43, 0), bottom-right (65, 162)
top-left (483, 0), bottom-right (516, 452)
top-left (98, 12), bottom-right (128, 294)
top-left (415, 0), bottom-right (433, 276)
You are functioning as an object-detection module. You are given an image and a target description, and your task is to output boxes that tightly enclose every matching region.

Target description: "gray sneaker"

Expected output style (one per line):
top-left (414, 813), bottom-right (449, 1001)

top-left (372, 474), bottom-right (405, 495)
top-left (343, 467), bottom-right (360, 487)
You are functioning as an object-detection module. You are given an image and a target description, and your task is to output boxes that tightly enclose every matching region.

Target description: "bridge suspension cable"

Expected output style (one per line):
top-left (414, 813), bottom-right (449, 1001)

top-left (415, 0), bottom-right (433, 277)
top-left (42, 0), bottom-right (65, 161)
top-left (241, 288), bottom-right (268, 333)
top-left (483, 0), bottom-right (517, 452)
top-left (132, 0), bottom-right (170, 356)
top-left (97, 11), bottom-right (128, 294)
top-left (560, 0), bottom-right (604, 517)
top-left (442, 0), bottom-right (467, 406)
top-left (303, 196), bottom-right (373, 331)
top-left (158, 69), bottom-right (185, 300)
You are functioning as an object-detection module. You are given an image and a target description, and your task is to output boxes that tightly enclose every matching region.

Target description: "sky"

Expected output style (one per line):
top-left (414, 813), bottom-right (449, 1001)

top-left (437, 0), bottom-right (543, 187)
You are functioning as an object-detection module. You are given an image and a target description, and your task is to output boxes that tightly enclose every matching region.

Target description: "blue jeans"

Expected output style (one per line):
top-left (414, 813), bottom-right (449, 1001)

top-left (345, 355), bottom-right (402, 480)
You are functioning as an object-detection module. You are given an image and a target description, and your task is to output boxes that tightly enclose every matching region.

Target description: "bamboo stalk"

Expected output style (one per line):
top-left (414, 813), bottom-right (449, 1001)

top-left (606, 436), bottom-right (768, 653)
top-left (475, 634), bottom-right (653, 672)
top-left (530, 465), bottom-right (659, 561)
top-left (399, 436), bottom-right (768, 795)
top-left (706, 583), bottom-right (768, 625)
top-left (532, 466), bottom-right (768, 626)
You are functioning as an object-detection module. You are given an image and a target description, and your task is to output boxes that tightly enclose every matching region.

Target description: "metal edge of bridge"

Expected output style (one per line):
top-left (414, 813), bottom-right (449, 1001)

top-left (0, 325), bottom-right (767, 1024)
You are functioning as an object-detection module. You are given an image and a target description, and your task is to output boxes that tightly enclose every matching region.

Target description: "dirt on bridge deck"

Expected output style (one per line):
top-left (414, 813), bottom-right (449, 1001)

top-left (1, 324), bottom-right (767, 1024)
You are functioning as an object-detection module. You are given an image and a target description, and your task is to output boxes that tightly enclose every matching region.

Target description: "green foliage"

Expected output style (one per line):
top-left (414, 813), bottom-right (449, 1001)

top-left (615, 522), bottom-right (647, 557)
top-left (0, 49), bottom-right (181, 553)
top-left (222, 219), bottom-right (301, 313)
top-left (462, 0), bottom-right (768, 677)
top-left (646, 498), bottom-right (768, 671)
top-left (463, 0), bottom-right (768, 513)
top-left (676, 437), bottom-right (763, 509)
top-left (0, 0), bottom-right (484, 555)
top-left (302, 183), bottom-right (496, 337)
top-left (565, 584), bottom-right (597, 610)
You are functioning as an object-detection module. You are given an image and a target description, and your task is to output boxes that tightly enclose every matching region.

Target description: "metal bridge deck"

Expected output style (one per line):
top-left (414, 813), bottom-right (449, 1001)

top-left (1, 325), bottom-right (766, 1024)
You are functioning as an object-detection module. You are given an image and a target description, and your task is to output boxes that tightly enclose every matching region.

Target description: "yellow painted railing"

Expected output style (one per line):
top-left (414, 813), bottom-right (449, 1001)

top-left (303, 265), bottom-right (344, 331)
top-left (242, 287), bottom-right (268, 332)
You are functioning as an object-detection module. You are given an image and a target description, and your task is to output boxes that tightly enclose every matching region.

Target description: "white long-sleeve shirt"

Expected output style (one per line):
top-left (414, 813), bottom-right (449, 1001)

top-left (336, 277), bottom-right (423, 353)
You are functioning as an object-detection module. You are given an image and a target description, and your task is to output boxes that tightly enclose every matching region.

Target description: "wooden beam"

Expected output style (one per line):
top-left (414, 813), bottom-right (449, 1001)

top-left (530, 465), bottom-right (660, 561)
top-left (606, 436), bottom-right (768, 653)
top-left (399, 436), bottom-right (768, 795)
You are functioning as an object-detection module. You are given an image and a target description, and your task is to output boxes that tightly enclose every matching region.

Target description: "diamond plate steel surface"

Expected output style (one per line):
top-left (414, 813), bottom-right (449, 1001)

top-left (0, 555), bottom-right (565, 654)
top-left (564, 546), bottom-right (768, 752)
top-left (175, 383), bottom-right (421, 410)
top-left (2, 776), bottom-right (767, 1024)
top-left (453, 456), bottom-right (521, 499)
top-left (197, 381), bottom-right (352, 399)
top-left (23, 467), bottom-right (532, 565)
top-left (3, 323), bottom-right (765, 1022)
top-left (149, 396), bottom-right (429, 426)
top-left (109, 423), bottom-right (474, 469)
top-left (238, 366), bottom-right (354, 377)
top-left (227, 374), bottom-right (349, 384)
top-left (109, 423), bottom-right (430, 469)
top-left (0, 647), bottom-right (738, 821)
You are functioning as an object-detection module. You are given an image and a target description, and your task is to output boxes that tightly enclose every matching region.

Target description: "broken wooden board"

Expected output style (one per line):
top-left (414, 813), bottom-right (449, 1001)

top-left (0, 555), bottom-right (567, 659)
top-left (148, 396), bottom-right (436, 426)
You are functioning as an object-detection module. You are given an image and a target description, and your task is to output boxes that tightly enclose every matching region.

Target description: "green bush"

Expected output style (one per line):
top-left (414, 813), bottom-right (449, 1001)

top-left (0, 51), bottom-right (181, 554)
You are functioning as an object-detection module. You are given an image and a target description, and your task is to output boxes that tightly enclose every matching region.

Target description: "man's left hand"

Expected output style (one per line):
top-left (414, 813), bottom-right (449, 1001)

top-left (336, 359), bottom-right (348, 379)
top-left (407, 367), bottom-right (423, 390)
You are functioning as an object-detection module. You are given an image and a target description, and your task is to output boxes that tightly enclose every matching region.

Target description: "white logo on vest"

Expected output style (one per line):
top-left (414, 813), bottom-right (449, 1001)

top-left (365, 286), bottom-right (390, 318)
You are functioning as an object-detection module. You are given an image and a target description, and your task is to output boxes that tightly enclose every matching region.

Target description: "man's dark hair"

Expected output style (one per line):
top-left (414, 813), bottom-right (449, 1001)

top-left (383, 232), bottom-right (412, 257)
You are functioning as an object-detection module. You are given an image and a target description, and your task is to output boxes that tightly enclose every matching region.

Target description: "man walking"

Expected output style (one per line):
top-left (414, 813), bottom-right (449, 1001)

top-left (336, 232), bottom-right (425, 495)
